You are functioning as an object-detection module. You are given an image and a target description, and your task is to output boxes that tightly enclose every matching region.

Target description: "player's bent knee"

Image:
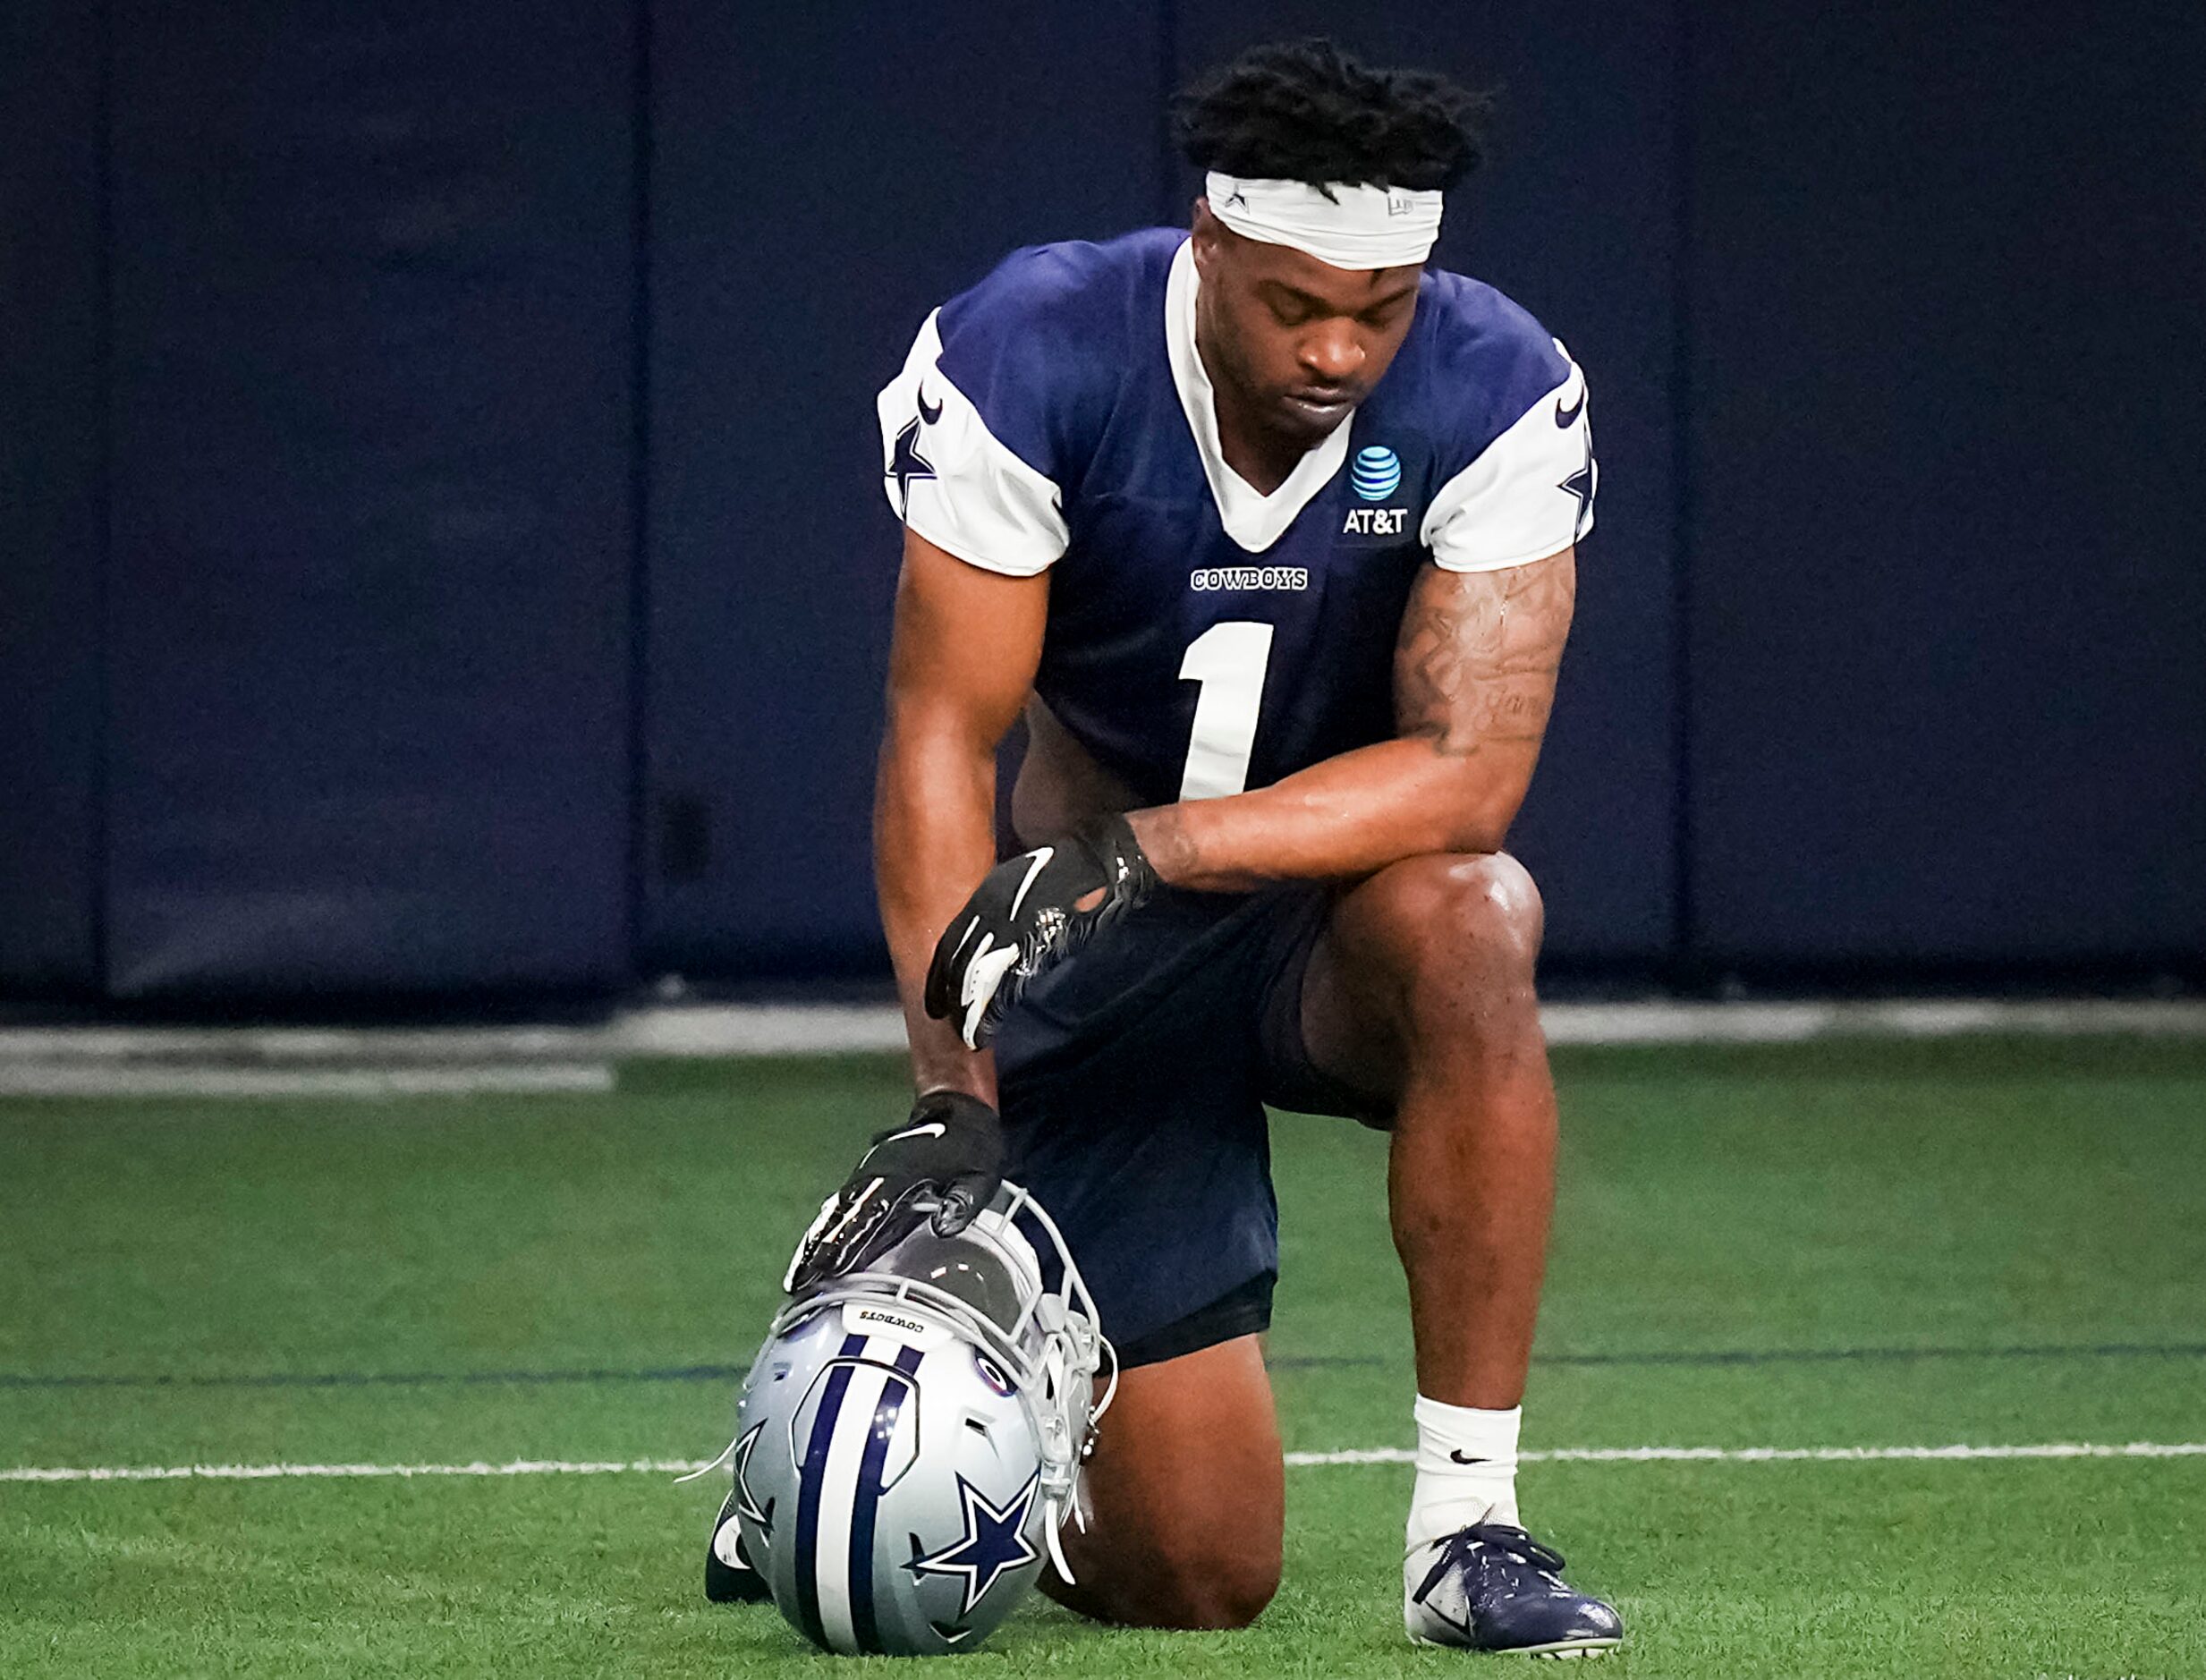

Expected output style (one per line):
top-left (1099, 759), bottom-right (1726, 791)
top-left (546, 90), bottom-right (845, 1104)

top-left (1447, 851), bottom-right (1544, 963)
top-left (1055, 1519), bottom-right (1281, 1631)
top-left (1371, 852), bottom-right (1545, 978)
top-left (1128, 1543), bottom-right (1282, 1631)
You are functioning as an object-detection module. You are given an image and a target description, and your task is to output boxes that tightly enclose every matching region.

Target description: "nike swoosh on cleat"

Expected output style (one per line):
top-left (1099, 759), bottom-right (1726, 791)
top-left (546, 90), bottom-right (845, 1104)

top-left (1447, 1450), bottom-right (1490, 1465)
top-left (1006, 847), bottom-right (1054, 919)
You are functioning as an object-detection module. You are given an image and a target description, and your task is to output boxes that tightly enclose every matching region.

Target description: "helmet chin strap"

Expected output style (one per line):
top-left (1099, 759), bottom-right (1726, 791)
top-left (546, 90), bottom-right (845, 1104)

top-left (1043, 1497), bottom-right (1078, 1584)
top-left (1038, 1296), bottom-right (1116, 1587)
top-left (674, 1431), bottom-right (741, 1486)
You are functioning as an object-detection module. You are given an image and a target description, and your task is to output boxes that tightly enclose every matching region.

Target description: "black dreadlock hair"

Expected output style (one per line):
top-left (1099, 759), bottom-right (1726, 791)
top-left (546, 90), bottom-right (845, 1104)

top-left (1172, 38), bottom-right (1490, 195)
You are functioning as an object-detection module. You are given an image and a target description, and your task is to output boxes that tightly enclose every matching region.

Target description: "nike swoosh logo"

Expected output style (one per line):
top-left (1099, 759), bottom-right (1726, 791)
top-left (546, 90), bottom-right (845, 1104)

top-left (1554, 385), bottom-right (1585, 428)
top-left (820, 1176), bottom-right (884, 1247)
top-left (1006, 847), bottom-right (1053, 919)
top-left (878, 1121), bottom-right (946, 1146)
top-left (918, 387), bottom-right (943, 425)
top-left (960, 936), bottom-right (1022, 1048)
top-left (947, 915), bottom-right (980, 966)
top-left (1447, 1450), bottom-right (1490, 1465)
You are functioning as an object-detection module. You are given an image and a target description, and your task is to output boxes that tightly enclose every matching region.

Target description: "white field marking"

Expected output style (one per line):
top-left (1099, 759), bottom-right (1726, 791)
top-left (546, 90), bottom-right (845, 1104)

top-left (0, 1026), bottom-right (612, 1064)
top-left (0, 1064), bottom-right (614, 1099)
top-left (1539, 998), bottom-right (2206, 1047)
top-left (0, 1458), bottom-right (714, 1482)
top-left (3, 998), bottom-right (2202, 1070)
top-left (9, 1442), bottom-right (2206, 1484)
top-left (617, 1004), bottom-right (908, 1056)
top-left (1286, 1442), bottom-right (2206, 1467)
top-left (624, 997), bottom-right (2206, 1053)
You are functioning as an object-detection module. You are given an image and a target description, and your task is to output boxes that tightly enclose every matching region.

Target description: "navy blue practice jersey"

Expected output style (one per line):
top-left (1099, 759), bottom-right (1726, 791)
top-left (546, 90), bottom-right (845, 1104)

top-left (876, 228), bottom-right (1595, 809)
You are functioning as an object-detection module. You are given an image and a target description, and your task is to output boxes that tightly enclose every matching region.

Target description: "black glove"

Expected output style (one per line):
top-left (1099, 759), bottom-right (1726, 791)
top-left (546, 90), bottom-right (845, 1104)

top-left (783, 1090), bottom-right (1005, 1296)
top-left (924, 815), bottom-right (1158, 1049)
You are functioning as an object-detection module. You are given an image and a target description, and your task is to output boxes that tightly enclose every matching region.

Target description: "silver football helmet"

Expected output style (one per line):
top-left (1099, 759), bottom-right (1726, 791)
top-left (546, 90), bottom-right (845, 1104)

top-left (717, 1183), bottom-right (1113, 1655)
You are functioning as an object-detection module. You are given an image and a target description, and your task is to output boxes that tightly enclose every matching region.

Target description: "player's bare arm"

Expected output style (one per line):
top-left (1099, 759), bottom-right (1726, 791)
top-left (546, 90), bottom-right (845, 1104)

top-left (1128, 546), bottom-right (1576, 892)
top-left (1393, 546), bottom-right (1576, 759)
top-left (776, 531), bottom-right (1046, 1296)
top-left (874, 527), bottom-right (1047, 1100)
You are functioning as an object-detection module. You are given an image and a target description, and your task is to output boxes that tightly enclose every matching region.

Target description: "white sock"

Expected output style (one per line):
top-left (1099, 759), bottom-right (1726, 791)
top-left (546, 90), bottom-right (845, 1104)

top-left (1405, 1396), bottom-right (1522, 1553)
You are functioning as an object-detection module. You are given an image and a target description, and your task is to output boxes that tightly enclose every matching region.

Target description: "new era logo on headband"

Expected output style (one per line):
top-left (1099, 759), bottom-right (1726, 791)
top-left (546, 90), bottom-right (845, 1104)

top-left (1387, 192), bottom-right (1413, 217)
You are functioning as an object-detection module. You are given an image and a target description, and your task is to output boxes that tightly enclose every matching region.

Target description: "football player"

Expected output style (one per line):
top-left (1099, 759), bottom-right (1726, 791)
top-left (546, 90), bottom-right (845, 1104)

top-left (777, 38), bottom-right (1620, 1656)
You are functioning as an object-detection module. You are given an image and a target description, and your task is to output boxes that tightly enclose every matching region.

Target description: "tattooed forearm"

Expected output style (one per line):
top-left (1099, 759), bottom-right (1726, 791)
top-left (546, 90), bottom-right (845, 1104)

top-left (1393, 550), bottom-right (1576, 758)
top-left (1113, 550), bottom-right (1578, 891)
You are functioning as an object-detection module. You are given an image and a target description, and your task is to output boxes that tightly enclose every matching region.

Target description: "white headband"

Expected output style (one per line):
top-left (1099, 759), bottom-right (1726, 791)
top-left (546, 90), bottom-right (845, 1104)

top-left (1205, 171), bottom-right (1442, 269)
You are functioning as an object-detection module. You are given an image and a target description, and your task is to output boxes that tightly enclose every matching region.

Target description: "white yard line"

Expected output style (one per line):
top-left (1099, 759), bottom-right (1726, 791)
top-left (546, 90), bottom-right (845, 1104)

top-left (620, 998), bottom-right (2206, 1053)
top-left (0, 1064), bottom-right (614, 1098)
top-left (8, 1441), bottom-right (2204, 1483)
top-left (0, 998), bottom-right (2201, 1069)
top-left (614, 1005), bottom-right (912, 1057)
top-left (0, 1458), bottom-right (709, 1482)
top-left (1540, 998), bottom-right (2206, 1046)
top-left (1287, 1441), bottom-right (2206, 1466)
top-left (0, 997), bottom-right (2195, 1095)
top-left (0, 1026), bottom-right (608, 1064)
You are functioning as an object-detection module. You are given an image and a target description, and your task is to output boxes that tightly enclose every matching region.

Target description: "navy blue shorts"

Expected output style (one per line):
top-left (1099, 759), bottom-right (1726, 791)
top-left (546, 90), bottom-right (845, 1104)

top-left (992, 885), bottom-right (1386, 1369)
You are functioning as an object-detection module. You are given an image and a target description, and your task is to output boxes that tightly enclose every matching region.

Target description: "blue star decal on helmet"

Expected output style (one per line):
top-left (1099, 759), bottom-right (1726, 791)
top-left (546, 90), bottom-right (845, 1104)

top-left (732, 1421), bottom-right (771, 1534)
top-left (912, 1472), bottom-right (1039, 1616)
top-left (887, 388), bottom-right (941, 515)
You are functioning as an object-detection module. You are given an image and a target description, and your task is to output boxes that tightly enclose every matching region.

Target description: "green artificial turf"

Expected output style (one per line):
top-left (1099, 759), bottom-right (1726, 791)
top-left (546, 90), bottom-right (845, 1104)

top-left (3, 1037), bottom-right (2203, 1676)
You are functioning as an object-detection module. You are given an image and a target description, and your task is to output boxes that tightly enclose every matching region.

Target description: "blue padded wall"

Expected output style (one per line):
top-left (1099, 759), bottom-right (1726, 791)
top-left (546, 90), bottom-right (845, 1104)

top-left (103, 1), bottom-right (636, 997)
top-left (1682, 4), bottom-right (2206, 965)
top-left (5, 1), bottom-right (2197, 1003)
top-left (641, 4), bottom-right (1169, 979)
top-left (0, 2), bottom-right (105, 991)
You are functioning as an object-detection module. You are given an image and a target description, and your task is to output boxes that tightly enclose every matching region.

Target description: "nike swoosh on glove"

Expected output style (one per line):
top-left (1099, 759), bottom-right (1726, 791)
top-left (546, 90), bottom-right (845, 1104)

top-left (924, 815), bottom-right (1158, 1049)
top-left (783, 1090), bottom-right (1005, 1297)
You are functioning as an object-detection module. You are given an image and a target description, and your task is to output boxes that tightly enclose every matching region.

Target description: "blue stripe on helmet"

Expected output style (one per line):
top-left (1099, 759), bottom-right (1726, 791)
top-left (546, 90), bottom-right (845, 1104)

top-left (847, 1344), bottom-right (927, 1653)
top-left (791, 1332), bottom-right (866, 1650)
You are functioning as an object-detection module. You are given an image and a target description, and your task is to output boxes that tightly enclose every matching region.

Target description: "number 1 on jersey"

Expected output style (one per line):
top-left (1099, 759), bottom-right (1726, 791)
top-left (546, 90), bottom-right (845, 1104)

top-left (1177, 621), bottom-right (1275, 801)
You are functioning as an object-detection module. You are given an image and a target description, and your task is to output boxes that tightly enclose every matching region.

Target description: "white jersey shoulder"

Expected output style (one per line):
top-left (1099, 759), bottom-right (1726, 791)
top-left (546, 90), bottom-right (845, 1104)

top-left (1421, 343), bottom-right (1595, 574)
top-left (877, 311), bottom-right (1068, 578)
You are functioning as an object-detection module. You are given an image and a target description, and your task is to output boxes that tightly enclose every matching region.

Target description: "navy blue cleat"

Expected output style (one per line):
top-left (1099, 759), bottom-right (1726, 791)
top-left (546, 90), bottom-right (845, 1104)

top-left (1404, 1523), bottom-right (1623, 1658)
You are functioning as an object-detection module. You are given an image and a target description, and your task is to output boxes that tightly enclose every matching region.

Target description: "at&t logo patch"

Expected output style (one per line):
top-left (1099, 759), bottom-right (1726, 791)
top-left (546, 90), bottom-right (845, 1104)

top-left (1351, 445), bottom-right (1402, 501)
top-left (1342, 506), bottom-right (1408, 537)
